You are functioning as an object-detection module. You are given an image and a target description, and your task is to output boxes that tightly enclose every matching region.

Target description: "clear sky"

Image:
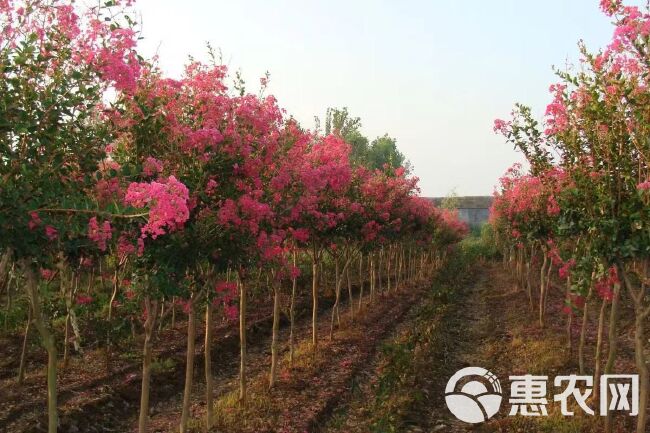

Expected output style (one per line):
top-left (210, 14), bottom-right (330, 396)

top-left (134, 0), bottom-right (626, 197)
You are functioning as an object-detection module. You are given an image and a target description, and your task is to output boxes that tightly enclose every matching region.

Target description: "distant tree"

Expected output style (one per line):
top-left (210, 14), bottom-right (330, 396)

top-left (367, 134), bottom-right (406, 170)
top-left (324, 107), bottom-right (362, 137)
top-left (319, 108), bottom-right (410, 170)
top-left (440, 188), bottom-right (460, 210)
top-left (321, 107), bottom-right (369, 165)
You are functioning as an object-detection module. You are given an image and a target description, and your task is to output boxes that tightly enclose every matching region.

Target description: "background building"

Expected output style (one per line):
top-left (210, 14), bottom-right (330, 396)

top-left (428, 196), bottom-right (493, 228)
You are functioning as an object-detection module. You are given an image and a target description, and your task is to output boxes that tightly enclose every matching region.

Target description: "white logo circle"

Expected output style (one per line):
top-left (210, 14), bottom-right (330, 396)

top-left (445, 367), bottom-right (502, 424)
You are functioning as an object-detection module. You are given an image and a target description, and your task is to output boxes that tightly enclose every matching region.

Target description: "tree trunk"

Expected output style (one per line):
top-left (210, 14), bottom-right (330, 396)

top-left (604, 281), bottom-right (621, 433)
top-left (205, 301), bottom-right (214, 431)
top-left (23, 263), bottom-right (58, 433)
top-left (269, 284), bottom-right (281, 389)
top-left (539, 253), bottom-right (548, 328)
top-left (330, 257), bottom-right (340, 340)
top-left (565, 278), bottom-right (573, 353)
top-left (357, 253), bottom-right (364, 313)
top-left (171, 296), bottom-right (176, 329)
top-left (378, 247), bottom-right (383, 292)
top-left (18, 304), bottom-right (32, 384)
top-left (578, 285), bottom-right (593, 375)
top-left (593, 297), bottom-right (607, 405)
top-left (347, 264), bottom-right (354, 322)
top-left (106, 269), bottom-right (120, 373)
top-left (138, 297), bottom-right (158, 433)
top-left (239, 275), bottom-right (247, 405)
top-left (386, 246), bottom-right (392, 293)
top-left (633, 311), bottom-right (648, 433)
top-left (108, 270), bottom-right (119, 322)
top-left (525, 245), bottom-right (534, 310)
top-left (289, 251), bottom-right (297, 366)
top-left (311, 253), bottom-right (319, 350)
top-left (62, 313), bottom-right (70, 371)
top-left (180, 295), bottom-right (196, 433)
top-left (369, 253), bottom-right (375, 303)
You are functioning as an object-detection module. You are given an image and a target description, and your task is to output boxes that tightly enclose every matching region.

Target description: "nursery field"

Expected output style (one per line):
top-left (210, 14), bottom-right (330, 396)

top-left (2, 0), bottom-right (650, 432)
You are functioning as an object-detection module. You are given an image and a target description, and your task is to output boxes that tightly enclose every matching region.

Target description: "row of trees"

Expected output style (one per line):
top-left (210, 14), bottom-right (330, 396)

top-left (0, 1), bottom-right (467, 432)
top-left (491, 2), bottom-right (650, 432)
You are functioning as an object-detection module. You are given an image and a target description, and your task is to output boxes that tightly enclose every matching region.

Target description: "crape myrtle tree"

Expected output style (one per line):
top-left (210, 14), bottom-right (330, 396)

top-left (493, 1), bottom-right (650, 431)
top-left (278, 133), bottom-right (353, 351)
top-left (0, 1), bottom-right (145, 431)
top-left (0, 2), bottom-right (472, 432)
top-left (109, 57), bottom-right (297, 420)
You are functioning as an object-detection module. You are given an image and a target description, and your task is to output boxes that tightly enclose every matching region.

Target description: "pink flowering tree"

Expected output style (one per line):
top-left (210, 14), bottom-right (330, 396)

top-left (494, 2), bottom-right (650, 430)
top-left (275, 133), bottom-right (354, 351)
top-left (0, 1), bottom-right (143, 431)
top-left (106, 57), bottom-right (294, 425)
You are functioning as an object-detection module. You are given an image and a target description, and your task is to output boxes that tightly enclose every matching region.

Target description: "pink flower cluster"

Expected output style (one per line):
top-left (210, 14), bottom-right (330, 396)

top-left (637, 180), bottom-right (650, 190)
top-left (28, 211), bottom-right (41, 230)
top-left (215, 281), bottom-right (239, 321)
top-left (545, 84), bottom-right (569, 135)
top-left (594, 266), bottom-right (620, 301)
top-left (75, 294), bottom-right (93, 305)
top-left (124, 176), bottom-right (190, 240)
top-left (142, 157), bottom-right (164, 177)
top-left (88, 217), bottom-right (112, 251)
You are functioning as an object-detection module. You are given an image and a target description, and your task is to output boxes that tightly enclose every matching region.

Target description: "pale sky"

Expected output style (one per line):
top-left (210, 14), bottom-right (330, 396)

top-left (135, 0), bottom-right (626, 197)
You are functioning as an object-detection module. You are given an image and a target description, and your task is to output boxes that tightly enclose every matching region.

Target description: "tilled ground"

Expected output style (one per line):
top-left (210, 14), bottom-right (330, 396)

top-left (315, 262), bottom-right (642, 433)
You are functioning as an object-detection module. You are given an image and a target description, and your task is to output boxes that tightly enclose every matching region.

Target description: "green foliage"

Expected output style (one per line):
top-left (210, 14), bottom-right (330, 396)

top-left (366, 134), bottom-right (406, 171)
top-left (319, 107), bottom-right (409, 171)
top-left (440, 189), bottom-right (460, 210)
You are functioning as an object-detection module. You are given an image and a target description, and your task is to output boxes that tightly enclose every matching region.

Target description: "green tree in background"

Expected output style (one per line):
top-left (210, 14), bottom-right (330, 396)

top-left (440, 188), bottom-right (460, 210)
top-left (367, 134), bottom-right (406, 171)
top-left (320, 107), bottom-right (409, 171)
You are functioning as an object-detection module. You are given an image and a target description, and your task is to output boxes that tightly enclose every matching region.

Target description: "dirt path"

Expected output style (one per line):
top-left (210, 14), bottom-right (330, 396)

top-left (315, 261), bottom-right (619, 433)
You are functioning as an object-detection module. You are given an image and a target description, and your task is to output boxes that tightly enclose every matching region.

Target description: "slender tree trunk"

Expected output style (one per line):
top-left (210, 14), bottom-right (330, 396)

top-left (633, 311), bottom-right (648, 433)
top-left (158, 302), bottom-right (165, 332)
top-left (539, 253), bottom-right (548, 328)
top-left (289, 251), bottom-right (297, 366)
top-left (544, 261), bottom-right (553, 319)
top-left (312, 251), bottom-right (319, 350)
top-left (205, 301), bottom-right (214, 431)
top-left (4, 262), bottom-right (14, 331)
top-left (108, 270), bottom-right (119, 322)
top-left (138, 297), bottom-right (158, 433)
top-left (604, 281), bottom-right (621, 433)
top-left (330, 258), bottom-right (340, 340)
top-left (378, 247), bottom-right (383, 292)
top-left (565, 278), bottom-right (573, 353)
top-left (386, 246), bottom-right (392, 293)
top-left (180, 295), bottom-right (196, 433)
top-left (62, 313), bottom-right (71, 370)
top-left (171, 296), bottom-right (176, 329)
top-left (269, 284), bottom-right (280, 389)
top-left (604, 282), bottom-right (620, 375)
top-left (357, 253), bottom-right (364, 313)
top-left (369, 253), bottom-right (375, 303)
top-left (18, 305), bottom-right (32, 384)
top-left (593, 297), bottom-right (607, 405)
top-left (526, 245), bottom-right (534, 310)
top-left (347, 264), bottom-right (354, 322)
top-left (578, 285), bottom-right (593, 375)
top-left (106, 269), bottom-right (120, 373)
top-left (239, 275), bottom-right (247, 405)
top-left (23, 263), bottom-right (58, 433)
